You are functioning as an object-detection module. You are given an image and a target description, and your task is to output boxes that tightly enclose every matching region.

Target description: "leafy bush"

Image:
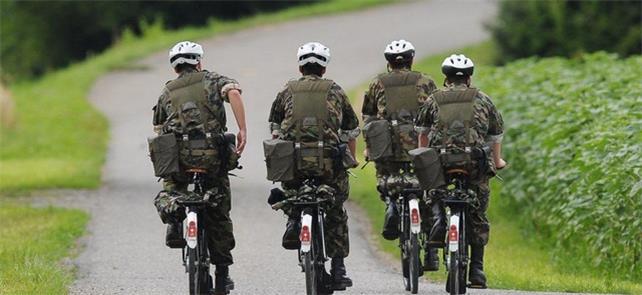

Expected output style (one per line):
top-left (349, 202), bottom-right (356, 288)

top-left (476, 52), bottom-right (642, 280)
top-left (489, 1), bottom-right (641, 62)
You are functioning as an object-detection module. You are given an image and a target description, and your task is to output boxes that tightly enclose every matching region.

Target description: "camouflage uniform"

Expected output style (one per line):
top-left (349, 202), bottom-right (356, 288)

top-left (415, 83), bottom-right (504, 246)
top-left (152, 67), bottom-right (241, 266)
top-left (269, 74), bottom-right (360, 258)
top-left (362, 69), bottom-right (437, 233)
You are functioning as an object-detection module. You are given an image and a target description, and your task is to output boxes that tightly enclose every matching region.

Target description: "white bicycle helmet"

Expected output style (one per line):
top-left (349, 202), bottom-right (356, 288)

top-left (297, 42), bottom-right (331, 67)
top-left (441, 54), bottom-right (474, 76)
top-left (169, 41), bottom-right (204, 68)
top-left (384, 40), bottom-right (415, 62)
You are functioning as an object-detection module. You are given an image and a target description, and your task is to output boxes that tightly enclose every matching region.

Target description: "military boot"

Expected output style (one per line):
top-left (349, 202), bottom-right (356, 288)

top-left (382, 198), bottom-right (399, 240)
top-left (165, 223), bottom-right (185, 248)
top-left (330, 257), bottom-right (353, 290)
top-left (282, 216), bottom-right (301, 250)
top-left (468, 245), bottom-right (487, 289)
top-left (423, 246), bottom-right (439, 271)
top-left (214, 265), bottom-right (235, 294)
top-left (428, 202), bottom-right (446, 247)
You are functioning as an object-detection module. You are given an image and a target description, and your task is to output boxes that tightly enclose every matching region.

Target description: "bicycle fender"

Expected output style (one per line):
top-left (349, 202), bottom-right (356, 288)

top-left (448, 215), bottom-right (460, 252)
top-left (408, 198), bottom-right (421, 234)
top-left (185, 211), bottom-right (198, 249)
top-left (300, 213), bottom-right (313, 253)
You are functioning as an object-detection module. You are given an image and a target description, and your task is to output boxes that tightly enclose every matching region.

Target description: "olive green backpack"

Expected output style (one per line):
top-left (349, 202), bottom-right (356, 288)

top-left (364, 71), bottom-right (422, 162)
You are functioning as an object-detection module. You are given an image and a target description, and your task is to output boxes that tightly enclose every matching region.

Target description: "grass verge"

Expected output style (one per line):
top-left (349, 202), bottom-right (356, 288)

top-left (0, 204), bottom-right (89, 294)
top-left (348, 41), bottom-right (642, 293)
top-left (0, 0), bottom-right (393, 194)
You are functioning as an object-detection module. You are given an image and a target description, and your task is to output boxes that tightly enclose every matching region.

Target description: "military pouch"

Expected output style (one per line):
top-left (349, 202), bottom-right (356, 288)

top-left (220, 133), bottom-right (240, 172)
top-left (336, 143), bottom-right (358, 170)
top-left (148, 133), bottom-right (180, 178)
top-left (263, 139), bottom-right (295, 181)
top-left (178, 137), bottom-right (219, 171)
top-left (393, 123), bottom-right (418, 161)
top-left (409, 147), bottom-right (446, 190)
top-left (364, 119), bottom-right (393, 161)
top-left (297, 143), bottom-right (329, 177)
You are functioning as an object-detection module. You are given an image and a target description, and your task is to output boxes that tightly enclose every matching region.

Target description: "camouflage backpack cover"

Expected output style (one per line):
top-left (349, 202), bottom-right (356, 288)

top-left (149, 71), bottom-right (237, 177)
top-left (364, 71), bottom-right (422, 162)
top-left (264, 79), bottom-right (336, 181)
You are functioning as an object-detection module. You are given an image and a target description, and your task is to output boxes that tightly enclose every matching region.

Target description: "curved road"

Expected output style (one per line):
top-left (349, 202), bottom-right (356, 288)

top-left (69, 1), bottom-right (566, 294)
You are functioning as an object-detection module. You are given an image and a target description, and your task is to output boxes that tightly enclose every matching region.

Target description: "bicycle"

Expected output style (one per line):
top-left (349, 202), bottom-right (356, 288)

top-left (380, 167), bottom-right (424, 294)
top-left (271, 179), bottom-right (334, 295)
top-left (428, 168), bottom-right (476, 295)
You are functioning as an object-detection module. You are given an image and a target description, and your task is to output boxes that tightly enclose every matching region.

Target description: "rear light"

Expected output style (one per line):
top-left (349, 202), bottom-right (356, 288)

top-left (188, 221), bottom-right (197, 238)
top-left (411, 208), bottom-right (420, 225)
top-left (448, 224), bottom-right (458, 242)
top-left (300, 225), bottom-right (310, 243)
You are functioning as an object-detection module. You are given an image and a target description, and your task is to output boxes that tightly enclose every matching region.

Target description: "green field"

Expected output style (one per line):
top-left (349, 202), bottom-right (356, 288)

top-left (0, 204), bottom-right (89, 294)
top-left (348, 42), bottom-right (642, 293)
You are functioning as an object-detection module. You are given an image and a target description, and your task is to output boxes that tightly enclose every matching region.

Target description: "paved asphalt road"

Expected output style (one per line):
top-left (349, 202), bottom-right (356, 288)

top-left (68, 1), bottom-right (573, 294)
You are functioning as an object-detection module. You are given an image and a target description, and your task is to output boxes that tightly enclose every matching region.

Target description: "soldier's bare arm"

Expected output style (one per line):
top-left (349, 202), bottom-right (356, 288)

top-left (228, 89), bottom-right (247, 155)
top-left (482, 93), bottom-right (506, 169)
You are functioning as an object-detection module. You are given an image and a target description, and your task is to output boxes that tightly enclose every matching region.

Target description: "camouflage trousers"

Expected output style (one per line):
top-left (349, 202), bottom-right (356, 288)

top-left (429, 176), bottom-right (491, 246)
top-left (375, 161), bottom-right (433, 235)
top-left (162, 173), bottom-right (236, 266)
top-left (282, 170), bottom-right (350, 258)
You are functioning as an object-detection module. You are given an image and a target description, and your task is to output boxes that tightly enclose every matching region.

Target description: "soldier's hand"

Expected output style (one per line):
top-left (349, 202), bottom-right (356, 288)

top-left (496, 158), bottom-right (507, 170)
top-left (363, 149), bottom-right (369, 159)
top-left (236, 129), bottom-right (247, 155)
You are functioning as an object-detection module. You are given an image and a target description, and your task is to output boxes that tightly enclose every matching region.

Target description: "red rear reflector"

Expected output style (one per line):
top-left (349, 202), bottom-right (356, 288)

top-left (300, 225), bottom-right (310, 242)
top-left (411, 208), bottom-right (419, 224)
top-left (448, 224), bottom-right (458, 242)
top-left (188, 221), bottom-right (197, 238)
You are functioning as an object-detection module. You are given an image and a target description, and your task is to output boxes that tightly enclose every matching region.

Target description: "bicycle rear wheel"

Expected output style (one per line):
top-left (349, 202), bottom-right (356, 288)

top-left (409, 233), bottom-right (420, 294)
top-left (187, 247), bottom-right (197, 294)
top-left (304, 242), bottom-right (318, 295)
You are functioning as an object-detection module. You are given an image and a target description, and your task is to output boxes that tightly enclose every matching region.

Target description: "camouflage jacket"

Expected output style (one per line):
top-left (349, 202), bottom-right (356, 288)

top-left (415, 83), bottom-right (504, 148)
top-left (268, 75), bottom-right (360, 145)
top-left (152, 68), bottom-right (242, 134)
top-left (361, 69), bottom-right (437, 124)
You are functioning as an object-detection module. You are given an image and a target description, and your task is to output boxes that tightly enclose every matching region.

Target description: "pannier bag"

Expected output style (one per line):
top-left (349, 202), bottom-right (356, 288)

top-left (363, 119), bottom-right (393, 161)
top-left (409, 147), bottom-right (445, 190)
top-left (148, 133), bottom-right (180, 178)
top-left (263, 138), bottom-right (295, 181)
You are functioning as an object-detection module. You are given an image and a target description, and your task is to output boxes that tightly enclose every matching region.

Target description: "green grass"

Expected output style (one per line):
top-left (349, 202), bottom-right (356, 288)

top-left (347, 41), bottom-right (642, 293)
top-left (0, 0), bottom-right (393, 194)
top-left (0, 203), bottom-right (89, 294)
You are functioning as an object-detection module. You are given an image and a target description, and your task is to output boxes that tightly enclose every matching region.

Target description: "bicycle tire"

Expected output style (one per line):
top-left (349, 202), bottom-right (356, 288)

top-left (409, 233), bottom-right (420, 294)
top-left (188, 247), bottom-right (197, 294)
top-left (304, 243), bottom-right (318, 295)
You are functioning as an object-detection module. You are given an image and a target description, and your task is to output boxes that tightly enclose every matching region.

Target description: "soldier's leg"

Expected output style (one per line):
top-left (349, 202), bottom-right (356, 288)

top-left (324, 170), bottom-right (350, 259)
top-left (376, 162), bottom-right (401, 240)
top-left (280, 180), bottom-right (303, 249)
top-left (324, 170), bottom-right (352, 289)
top-left (420, 198), bottom-right (439, 271)
top-left (158, 175), bottom-right (189, 248)
top-left (203, 175), bottom-right (235, 266)
top-left (467, 178), bottom-right (490, 288)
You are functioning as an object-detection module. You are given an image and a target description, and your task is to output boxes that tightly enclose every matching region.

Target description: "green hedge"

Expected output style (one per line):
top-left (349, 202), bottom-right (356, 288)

top-left (489, 0), bottom-right (641, 62)
top-left (476, 52), bottom-right (642, 280)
